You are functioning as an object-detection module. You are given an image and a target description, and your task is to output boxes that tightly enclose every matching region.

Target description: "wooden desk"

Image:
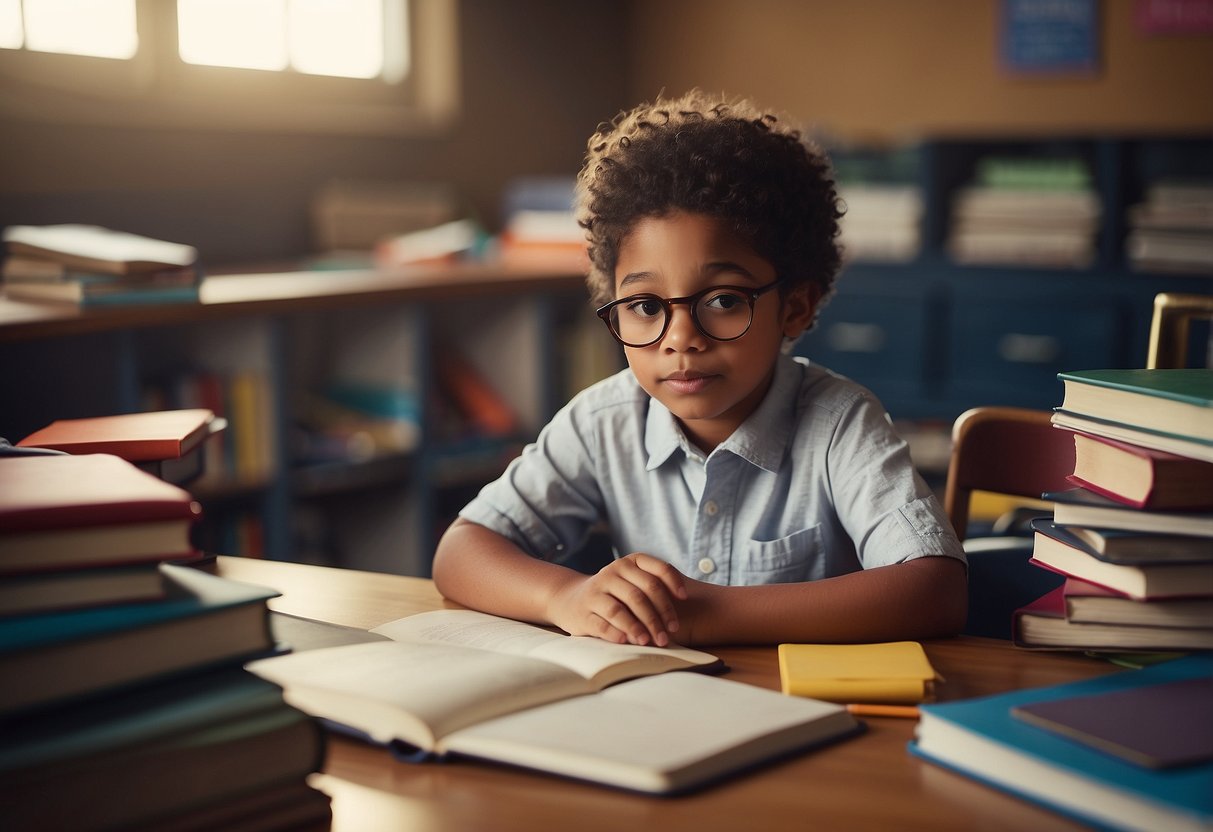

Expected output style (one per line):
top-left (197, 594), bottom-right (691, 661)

top-left (218, 556), bottom-right (1119, 832)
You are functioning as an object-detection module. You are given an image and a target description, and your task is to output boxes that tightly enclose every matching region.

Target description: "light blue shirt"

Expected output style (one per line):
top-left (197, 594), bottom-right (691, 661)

top-left (459, 354), bottom-right (965, 585)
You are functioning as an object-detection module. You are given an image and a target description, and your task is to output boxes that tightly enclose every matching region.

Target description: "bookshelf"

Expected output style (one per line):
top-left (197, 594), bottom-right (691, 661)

top-left (0, 263), bottom-right (620, 574)
top-left (2, 136), bottom-right (1208, 575)
top-left (797, 135), bottom-right (1212, 439)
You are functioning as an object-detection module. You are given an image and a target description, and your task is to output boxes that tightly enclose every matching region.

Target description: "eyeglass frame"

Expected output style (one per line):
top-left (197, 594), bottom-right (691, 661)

top-left (595, 279), bottom-right (783, 348)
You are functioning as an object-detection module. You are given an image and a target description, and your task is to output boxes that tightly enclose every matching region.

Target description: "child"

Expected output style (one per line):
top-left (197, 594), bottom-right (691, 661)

top-left (433, 90), bottom-right (967, 647)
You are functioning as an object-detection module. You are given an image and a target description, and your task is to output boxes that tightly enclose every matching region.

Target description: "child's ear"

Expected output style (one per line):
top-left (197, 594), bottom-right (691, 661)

top-left (781, 285), bottom-right (818, 339)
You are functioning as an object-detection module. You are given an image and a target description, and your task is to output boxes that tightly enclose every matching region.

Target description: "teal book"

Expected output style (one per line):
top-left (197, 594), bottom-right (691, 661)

top-left (910, 655), bottom-right (1213, 832)
top-left (0, 563), bottom-right (279, 715)
top-left (1057, 369), bottom-right (1213, 444)
top-left (0, 666), bottom-right (327, 832)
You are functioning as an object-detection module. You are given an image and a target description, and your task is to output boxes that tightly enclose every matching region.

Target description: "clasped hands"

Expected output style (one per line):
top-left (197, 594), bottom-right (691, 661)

top-left (546, 552), bottom-right (698, 647)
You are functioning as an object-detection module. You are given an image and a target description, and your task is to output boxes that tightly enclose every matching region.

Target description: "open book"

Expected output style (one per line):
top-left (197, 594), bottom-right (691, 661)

top-left (246, 609), bottom-right (861, 793)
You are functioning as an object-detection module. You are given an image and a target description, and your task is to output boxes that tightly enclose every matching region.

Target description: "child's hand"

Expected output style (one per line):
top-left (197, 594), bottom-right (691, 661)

top-left (547, 553), bottom-right (688, 647)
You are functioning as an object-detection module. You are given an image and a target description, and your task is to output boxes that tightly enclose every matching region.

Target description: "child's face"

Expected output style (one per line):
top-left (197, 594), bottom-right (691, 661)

top-left (613, 211), bottom-right (814, 453)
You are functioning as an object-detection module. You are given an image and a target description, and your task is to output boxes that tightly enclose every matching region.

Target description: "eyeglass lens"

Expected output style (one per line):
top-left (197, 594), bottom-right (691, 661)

top-left (608, 288), bottom-right (755, 346)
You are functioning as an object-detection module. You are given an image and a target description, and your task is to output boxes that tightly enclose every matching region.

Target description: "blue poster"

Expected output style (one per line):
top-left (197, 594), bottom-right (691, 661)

top-left (1002, 0), bottom-right (1100, 75)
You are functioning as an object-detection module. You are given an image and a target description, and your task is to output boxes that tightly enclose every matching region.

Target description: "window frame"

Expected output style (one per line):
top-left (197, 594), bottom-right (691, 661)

top-left (0, 0), bottom-right (459, 137)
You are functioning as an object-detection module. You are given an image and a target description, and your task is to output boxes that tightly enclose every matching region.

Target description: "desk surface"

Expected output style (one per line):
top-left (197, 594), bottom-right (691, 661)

top-left (217, 556), bottom-right (1120, 832)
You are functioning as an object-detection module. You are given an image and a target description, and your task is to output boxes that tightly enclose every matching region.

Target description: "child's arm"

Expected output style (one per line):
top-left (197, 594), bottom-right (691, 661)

top-left (673, 556), bottom-right (968, 645)
top-left (432, 518), bottom-right (687, 647)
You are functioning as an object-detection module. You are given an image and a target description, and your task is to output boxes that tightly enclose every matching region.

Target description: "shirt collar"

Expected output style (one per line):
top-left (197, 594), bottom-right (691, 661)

top-left (643, 354), bottom-right (802, 473)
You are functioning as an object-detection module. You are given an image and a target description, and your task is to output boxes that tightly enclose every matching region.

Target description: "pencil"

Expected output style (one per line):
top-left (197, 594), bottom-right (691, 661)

top-left (845, 703), bottom-right (920, 719)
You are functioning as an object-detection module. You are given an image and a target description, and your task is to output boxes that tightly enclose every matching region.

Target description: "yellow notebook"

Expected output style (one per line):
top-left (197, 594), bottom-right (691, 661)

top-left (777, 641), bottom-right (939, 704)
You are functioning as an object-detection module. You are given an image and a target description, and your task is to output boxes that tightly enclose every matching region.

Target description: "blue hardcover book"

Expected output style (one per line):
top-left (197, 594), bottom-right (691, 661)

top-left (909, 655), bottom-right (1213, 832)
top-left (0, 564), bottom-right (279, 715)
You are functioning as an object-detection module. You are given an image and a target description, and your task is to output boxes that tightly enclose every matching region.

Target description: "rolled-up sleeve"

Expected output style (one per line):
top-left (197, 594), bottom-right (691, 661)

top-left (459, 396), bottom-right (606, 562)
top-left (824, 390), bottom-right (965, 570)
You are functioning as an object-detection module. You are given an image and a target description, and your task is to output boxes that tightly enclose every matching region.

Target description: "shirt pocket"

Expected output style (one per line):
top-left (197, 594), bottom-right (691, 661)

top-left (741, 525), bottom-right (823, 584)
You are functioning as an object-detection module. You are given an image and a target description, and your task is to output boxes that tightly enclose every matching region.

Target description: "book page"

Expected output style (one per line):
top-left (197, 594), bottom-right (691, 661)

top-left (372, 609), bottom-right (718, 685)
top-left (441, 673), bottom-right (858, 793)
top-left (245, 640), bottom-right (591, 746)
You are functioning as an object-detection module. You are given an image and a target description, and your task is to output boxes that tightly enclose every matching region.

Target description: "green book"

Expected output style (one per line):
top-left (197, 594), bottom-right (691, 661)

top-left (0, 564), bottom-right (279, 715)
top-left (1056, 369), bottom-right (1213, 444)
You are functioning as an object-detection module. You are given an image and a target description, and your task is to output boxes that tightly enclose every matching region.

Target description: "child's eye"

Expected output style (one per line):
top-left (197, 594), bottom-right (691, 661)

top-left (701, 290), bottom-right (746, 312)
top-left (625, 297), bottom-right (664, 319)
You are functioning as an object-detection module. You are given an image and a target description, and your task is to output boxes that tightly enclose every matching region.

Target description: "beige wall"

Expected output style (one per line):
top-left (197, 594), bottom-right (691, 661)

top-left (628, 0), bottom-right (1213, 142)
top-left (0, 2), bottom-right (633, 264)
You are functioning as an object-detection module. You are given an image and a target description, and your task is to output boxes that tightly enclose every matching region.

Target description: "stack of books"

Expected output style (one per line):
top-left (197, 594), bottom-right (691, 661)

top-left (1013, 368), bottom-right (1213, 652)
top-left (495, 176), bottom-right (589, 269)
top-left (946, 157), bottom-right (1100, 269)
top-left (16, 408), bottom-right (224, 486)
top-left (836, 183), bottom-right (924, 263)
top-left (912, 653), bottom-right (1213, 832)
top-left (1126, 178), bottom-right (1213, 274)
top-left (833, 145), bottom-right (923, 264)
top-left (0, 453), bottom-right (330, 830)
top-left (1, 223), bottom-right (201, 306)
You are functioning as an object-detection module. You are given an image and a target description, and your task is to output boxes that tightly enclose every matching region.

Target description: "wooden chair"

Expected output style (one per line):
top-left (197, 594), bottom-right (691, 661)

top-left (943, 406), bottom-right (1077, 638)
top-left (1146, 292), bottom-right (1213, 370)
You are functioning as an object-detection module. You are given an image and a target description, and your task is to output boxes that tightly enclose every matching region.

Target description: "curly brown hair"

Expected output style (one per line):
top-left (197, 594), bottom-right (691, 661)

top-left (575, 90), bottom-right (843, 325)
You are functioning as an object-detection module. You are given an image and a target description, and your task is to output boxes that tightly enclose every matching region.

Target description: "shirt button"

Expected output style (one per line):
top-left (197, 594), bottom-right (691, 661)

top-left (704, 500), bottom-right (719, 516)
top-left (697, 558), bottom-right (716, 575)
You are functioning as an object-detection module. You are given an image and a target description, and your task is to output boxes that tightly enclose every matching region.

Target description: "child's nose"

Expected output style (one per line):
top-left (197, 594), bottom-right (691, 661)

top-left (661, 304), bottom-right (707, 351)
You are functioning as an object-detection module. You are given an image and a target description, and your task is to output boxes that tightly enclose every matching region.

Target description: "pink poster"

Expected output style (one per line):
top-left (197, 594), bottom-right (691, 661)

top-left (1134, 0), bottom-right (1213, 33)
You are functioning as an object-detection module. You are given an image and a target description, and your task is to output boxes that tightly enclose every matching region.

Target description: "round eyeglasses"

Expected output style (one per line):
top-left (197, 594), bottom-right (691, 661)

top-left (596, 279), bottom-right (782, 348)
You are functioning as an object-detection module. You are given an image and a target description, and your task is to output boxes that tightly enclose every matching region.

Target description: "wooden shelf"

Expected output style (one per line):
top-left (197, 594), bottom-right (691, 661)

top-left (0, 260), bottom-right (586, 343)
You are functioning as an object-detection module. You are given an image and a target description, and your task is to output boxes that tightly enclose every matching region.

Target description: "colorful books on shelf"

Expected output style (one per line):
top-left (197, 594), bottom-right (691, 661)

top-left (496, 175), bottom-right (588, 268)
top-left (143, 369), bottom-right (276, 489)
top-left (910, 654), bottom-right (1213, 832)
top-left (835, 183), bottom-right (924, 263)
top-left (435, 343), bottom-right (521, 438)
top-left (1126, 178), bottom-right (1213, 274)
top-left (2, 224), bottom-right (199, 274)
top-left (294, 381), bottom-right (421, 465)
top-left (247, 608), bottom-right (863, 794)
top-left (373, 218), bottom-right (488, 266)
top-left (2, 224), bottom-right (202, 307)
top-left (945, 157), bottom-right (1100, 269)
top-left (777, 641), bottom-right (938, 704)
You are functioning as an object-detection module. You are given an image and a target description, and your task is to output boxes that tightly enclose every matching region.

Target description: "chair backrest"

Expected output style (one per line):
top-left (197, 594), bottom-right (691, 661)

top-left (943, 406), bottom-right (1076, 541)
top-left (1147, 292), bottom-right (1213, 369)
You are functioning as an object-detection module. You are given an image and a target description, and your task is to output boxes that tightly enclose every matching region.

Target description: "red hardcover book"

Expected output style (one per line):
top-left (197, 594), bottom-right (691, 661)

top-left (0, 454), bottom-right (201, 573)
top-left (1012, 585), bottom-right (1213, 651)
top-left (16, 409), bottom-right (216, 462)
top-left (435, 347), bottom-right (520, 437)
top-left (1067, 431), bottom-right (1213, 511)
top-left (1062, 577), bottom-right (1213, 630)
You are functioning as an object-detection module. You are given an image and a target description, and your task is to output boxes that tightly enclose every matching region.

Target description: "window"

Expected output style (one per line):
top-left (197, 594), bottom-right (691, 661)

top-left (0, 0), bottom-right (457, 135)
